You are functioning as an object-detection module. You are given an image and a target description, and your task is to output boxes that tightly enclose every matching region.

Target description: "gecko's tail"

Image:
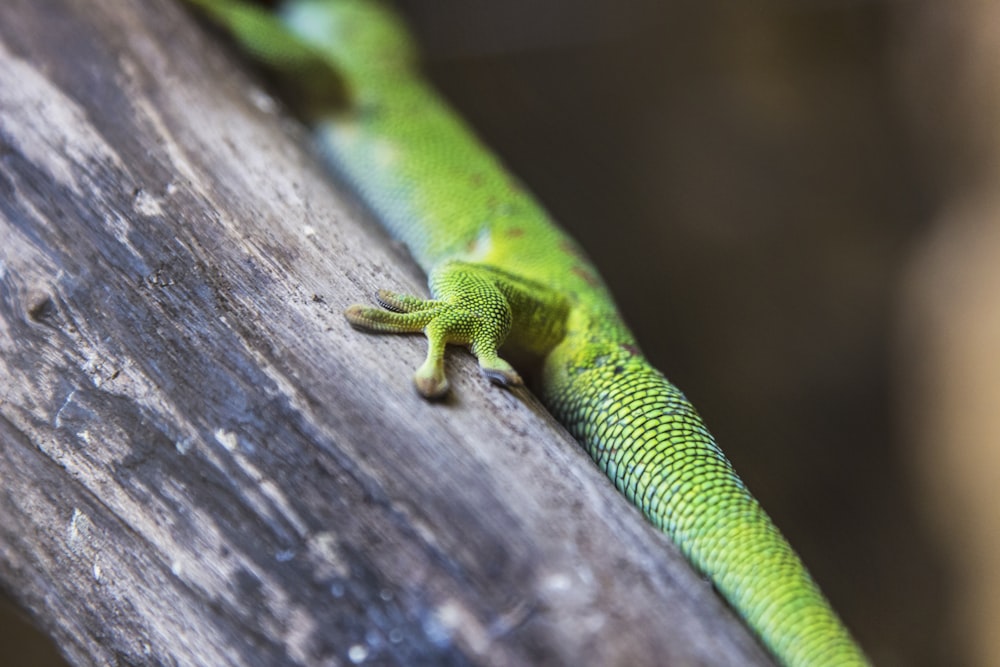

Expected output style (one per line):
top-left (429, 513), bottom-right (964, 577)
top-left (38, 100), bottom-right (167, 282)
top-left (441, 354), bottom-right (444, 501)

top-left (541, 339), bottom-right (869, 667)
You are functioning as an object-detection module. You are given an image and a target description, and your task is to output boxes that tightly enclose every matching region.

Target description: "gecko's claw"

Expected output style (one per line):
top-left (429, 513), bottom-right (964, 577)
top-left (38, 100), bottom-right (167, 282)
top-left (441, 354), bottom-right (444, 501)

top-left (375, 289), bottom-right (440, 313)
top-left (477, 354), bottom-right (523, 388)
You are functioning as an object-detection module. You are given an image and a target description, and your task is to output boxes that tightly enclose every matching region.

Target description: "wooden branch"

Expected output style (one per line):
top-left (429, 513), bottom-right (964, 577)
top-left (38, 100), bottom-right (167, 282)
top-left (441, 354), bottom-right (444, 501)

top-left (0, 0), bottom-right (771, 665)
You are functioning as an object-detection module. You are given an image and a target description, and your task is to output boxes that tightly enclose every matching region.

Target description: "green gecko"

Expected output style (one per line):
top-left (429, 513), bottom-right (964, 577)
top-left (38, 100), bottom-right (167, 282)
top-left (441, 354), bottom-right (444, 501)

top-left (185, 1), bottom-right (870, 665)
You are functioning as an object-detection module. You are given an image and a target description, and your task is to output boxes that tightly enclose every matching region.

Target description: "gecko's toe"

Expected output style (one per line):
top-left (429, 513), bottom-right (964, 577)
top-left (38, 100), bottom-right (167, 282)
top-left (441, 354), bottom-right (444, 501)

top-left (479, 356), bottom-right (523, 388)
top-left (414, 359), bottom-right (449, 399)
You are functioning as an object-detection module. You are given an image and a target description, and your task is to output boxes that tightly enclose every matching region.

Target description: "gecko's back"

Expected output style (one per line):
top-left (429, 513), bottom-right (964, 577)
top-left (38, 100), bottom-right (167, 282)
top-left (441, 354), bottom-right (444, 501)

top-left (283, 1), bottom-right (626, 320)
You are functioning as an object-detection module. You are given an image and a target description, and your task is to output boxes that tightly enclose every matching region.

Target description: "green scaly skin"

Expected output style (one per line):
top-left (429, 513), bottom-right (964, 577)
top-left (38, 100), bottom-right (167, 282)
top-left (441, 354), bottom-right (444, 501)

top-left (187, 1), bottom-right (870, 665)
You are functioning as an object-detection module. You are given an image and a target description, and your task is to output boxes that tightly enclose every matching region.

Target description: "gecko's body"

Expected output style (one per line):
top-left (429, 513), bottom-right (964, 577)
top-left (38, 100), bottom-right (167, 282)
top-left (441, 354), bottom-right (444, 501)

top-left (189, 1), bottom-right (869, 665)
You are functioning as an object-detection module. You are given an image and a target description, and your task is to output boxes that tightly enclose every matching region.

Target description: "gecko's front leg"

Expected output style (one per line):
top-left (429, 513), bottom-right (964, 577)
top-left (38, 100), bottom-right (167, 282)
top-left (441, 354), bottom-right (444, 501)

top-left (345, 260), bottom-right (523, 398)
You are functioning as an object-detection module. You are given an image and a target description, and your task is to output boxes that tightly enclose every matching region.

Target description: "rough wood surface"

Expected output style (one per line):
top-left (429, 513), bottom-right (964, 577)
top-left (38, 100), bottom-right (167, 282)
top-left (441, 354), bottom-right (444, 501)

top-left (0, 1), bottom-right (772, 665)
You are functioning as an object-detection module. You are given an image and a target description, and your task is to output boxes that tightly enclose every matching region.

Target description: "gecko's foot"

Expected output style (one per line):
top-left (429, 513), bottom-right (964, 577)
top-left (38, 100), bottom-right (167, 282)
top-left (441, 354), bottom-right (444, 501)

top-left (345, 266), bottom-right (521, 399)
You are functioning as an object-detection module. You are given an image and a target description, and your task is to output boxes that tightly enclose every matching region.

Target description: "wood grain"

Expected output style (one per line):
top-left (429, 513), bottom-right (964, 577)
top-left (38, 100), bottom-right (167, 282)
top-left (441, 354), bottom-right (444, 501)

top-left (0, 1), bottom-right (771, 665)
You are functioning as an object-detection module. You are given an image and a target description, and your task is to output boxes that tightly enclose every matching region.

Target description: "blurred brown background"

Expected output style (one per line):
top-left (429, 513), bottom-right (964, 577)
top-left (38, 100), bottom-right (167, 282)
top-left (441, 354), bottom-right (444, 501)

top-left (6, 0), bottom-right (999, 665)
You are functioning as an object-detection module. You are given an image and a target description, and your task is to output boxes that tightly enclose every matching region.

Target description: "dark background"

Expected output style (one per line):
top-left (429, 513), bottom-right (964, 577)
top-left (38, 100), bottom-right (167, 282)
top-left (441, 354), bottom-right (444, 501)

top-left (5, 0), bottom-right (972, 665)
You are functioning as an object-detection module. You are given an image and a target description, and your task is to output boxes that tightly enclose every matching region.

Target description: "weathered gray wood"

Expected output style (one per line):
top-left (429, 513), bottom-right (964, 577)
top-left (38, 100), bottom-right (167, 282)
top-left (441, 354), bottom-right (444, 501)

top-left (0, 0), bottom-right (772, 665)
